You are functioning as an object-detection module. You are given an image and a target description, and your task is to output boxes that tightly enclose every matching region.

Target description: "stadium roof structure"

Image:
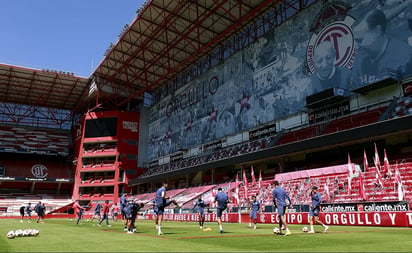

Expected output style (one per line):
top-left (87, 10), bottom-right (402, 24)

top-left (0, 63), bottom-right (89, 112)
top-left (92, 0), bottom-right (291, 107)
top-left (0, 0), bottom-right (309, 116)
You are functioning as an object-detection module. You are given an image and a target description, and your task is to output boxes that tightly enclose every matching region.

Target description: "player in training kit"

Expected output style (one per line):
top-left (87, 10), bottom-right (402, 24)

top-left (272, 181), bottom-right (293, 236)
top-left (155, 182), bottom-right (182, 235)
top-left (214, 188), bottom-right (228, 234)
top-left (124, 201), bottom-right (145, 234)
top-left (73, 200), bottom-right (83, 225)
top-left (152, 199), bottom-right (158, 225)
top-left (120, 193), bottom-right (128, 220)
top-left (19, 205), bottom-right (25, 222)
top-left (97, 200), bottom-right (112, 227)
top-left (194, 197), bottom-right (207, 229)
top-left (89, 202), bottom-right (102, 223)
top-left (130, 202), bottom-right (144, 233)
top-left (308, 186), bottom-right (329, 233)
top-left (111, 203), bottom-right (120, 222)
top-left (26, 203), bottom-right (32, 223)
top-left (120, 193), bottom-right (129, 229)
top-left (248, 196), bottom-right (260, 229)
top-left (34, 201), bottom-right (43, 223)
top-left (40, 203), bottom-right (46, 222)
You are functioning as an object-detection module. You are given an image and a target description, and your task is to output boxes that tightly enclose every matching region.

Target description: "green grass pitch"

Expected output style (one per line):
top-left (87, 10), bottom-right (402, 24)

top-left (1, 218), bottom-right (411, 252)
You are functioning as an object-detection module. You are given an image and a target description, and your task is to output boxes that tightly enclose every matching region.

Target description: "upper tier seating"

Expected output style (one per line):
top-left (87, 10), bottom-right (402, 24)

top-left (144, 106), bottom-right (391, 177)
top-left (322, 107), bottom-right (386, 135)
top-left (0, 125), bottom-right (70, 156)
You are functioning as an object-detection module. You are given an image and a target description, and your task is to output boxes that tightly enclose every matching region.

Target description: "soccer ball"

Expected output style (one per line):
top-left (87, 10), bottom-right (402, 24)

top-left (302, 226), bottom-right (308, 232)
top-left (273, 227), bottom-right (280, 234)
top-left (23, 230), bottom-right (30, 236)
top-left (7, 231), bottom-right (15, 239)
top-left (14, 230), bottom-right (23, 237)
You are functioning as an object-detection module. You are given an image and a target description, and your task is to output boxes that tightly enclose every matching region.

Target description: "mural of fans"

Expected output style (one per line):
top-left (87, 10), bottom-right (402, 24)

top-left (146, 0), bottom-right (412, 162)
top-left (216, 109), bottom-right (236, 139)
top-left (352, 8), bottom-right (412, 80)
top-left (310, 40), bottom-right (351, 93)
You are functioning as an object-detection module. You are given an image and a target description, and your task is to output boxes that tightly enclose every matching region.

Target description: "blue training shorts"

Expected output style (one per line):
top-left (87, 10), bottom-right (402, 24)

top-left (154, 205), bottom-right (165, 215)
top-left (250, 211), bottom-right (257, 219)
top-left (277, 205), bottom-right (286, 216)
top-left (216, 207), bottom-right (226, 218)
top-left (124, 211), bottom-right (132, 219)
top-left (309, 206), bottom-right (320, 217)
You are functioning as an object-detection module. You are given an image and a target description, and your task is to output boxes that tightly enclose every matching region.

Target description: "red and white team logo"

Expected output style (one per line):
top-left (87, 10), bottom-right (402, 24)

top-left (403, 83), bottom-right (412, 96)
top-left (306, 15), bottom-right (356, 74)
top-left (31, 164), bottom-right (48, 179)
top-left (259, 213), bottom-right (266, 223)
top-left (304, 1), bottom-right (357, 76)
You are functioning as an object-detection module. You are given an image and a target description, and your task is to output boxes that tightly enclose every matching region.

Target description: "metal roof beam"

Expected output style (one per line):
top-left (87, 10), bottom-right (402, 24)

top-left (117, 0), bottom-right (275, 106)
top-left (122, 0), bottom-right (240, 89)
top-left (99, 0), bottom-right (196, 86)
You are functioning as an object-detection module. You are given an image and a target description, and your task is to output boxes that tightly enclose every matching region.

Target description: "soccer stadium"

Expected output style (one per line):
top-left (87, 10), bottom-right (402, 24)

top-left (1, 0), bottom-right (412, 252)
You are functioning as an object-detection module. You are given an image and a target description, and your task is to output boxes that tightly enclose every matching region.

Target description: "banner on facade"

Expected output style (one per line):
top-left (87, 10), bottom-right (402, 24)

top-left (144, 211), bottom-right (412, 227)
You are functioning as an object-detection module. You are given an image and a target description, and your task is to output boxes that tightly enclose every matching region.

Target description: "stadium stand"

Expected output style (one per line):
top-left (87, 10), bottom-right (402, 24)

top-left (141, 102), bottom-right (394, 178)
top-left (0, 194), bottom-right (72, 218)
top-left (124, 160), bottom-right (412, 215)
top-left (322, 107), bottom-right (387, 135)
top-left (389, 96), bottom-right (412, 119)
top-left (1, 154), bottom-right (72, 179)
top-left (2, 0), bottom-right (412, 229)
top-left (0, 125), bottom-right (70, 156)
top-left (142, 133), bottom-right (279, 178)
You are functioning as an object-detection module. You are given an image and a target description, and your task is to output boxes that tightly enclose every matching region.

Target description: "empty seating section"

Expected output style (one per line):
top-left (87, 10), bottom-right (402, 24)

top-left (276, 124), bottom-right (325, 145)
top-left (181, 183), bottom-right (236, 209)
top-left (130, 163), bottom-right (412, 213)
top-left (144, 105), bottom-right (393, 177)
top-left (0, 194), bottom-right (72, 217)
top-left (83, 143), bottom-right (117, 157)
top-left (172, 185), bottom-right (216, 207)
top-left (322, 107), bottom-right (386, 134)
top-left (80, 175), bottom-right (115, 186)
top-left (81, 158), bottom-right (116, 171)
top-left (131, 188), bottom-right (186, 205)
top-left (135, 192), bottom-right (156, 203)
top-left (0, 125), bottom-right (69, 156)
top-left (142, 134), bottom-right (278, 178)
top-left (390, 96), bottom-right (412, 119)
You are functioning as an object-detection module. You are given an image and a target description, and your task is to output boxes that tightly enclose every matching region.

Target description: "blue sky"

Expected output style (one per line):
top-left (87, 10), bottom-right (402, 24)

top-left (0, 0), bottom-right (144, 77)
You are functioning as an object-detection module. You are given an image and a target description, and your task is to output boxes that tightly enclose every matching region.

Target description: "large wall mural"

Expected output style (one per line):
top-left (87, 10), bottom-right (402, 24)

top-left (148, 0), bottom-right (412, 160)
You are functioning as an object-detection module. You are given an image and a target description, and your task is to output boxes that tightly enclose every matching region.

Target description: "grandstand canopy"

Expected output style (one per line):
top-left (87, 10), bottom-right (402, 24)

top-left (93, 0), bottom-right (281, 107)
top-left (0, 63), bottom-right (89, 111)
top-left (0, 0), bottom-right (298, 113)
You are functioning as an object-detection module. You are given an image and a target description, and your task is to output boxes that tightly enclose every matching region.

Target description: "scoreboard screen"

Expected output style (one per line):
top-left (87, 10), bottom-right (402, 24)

top-left (84, 117), bottom-right (117, 138)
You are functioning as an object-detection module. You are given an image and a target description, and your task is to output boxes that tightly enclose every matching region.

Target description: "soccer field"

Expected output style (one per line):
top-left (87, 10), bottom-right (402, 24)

top-left (1, 218), bottom-right (411, 252)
